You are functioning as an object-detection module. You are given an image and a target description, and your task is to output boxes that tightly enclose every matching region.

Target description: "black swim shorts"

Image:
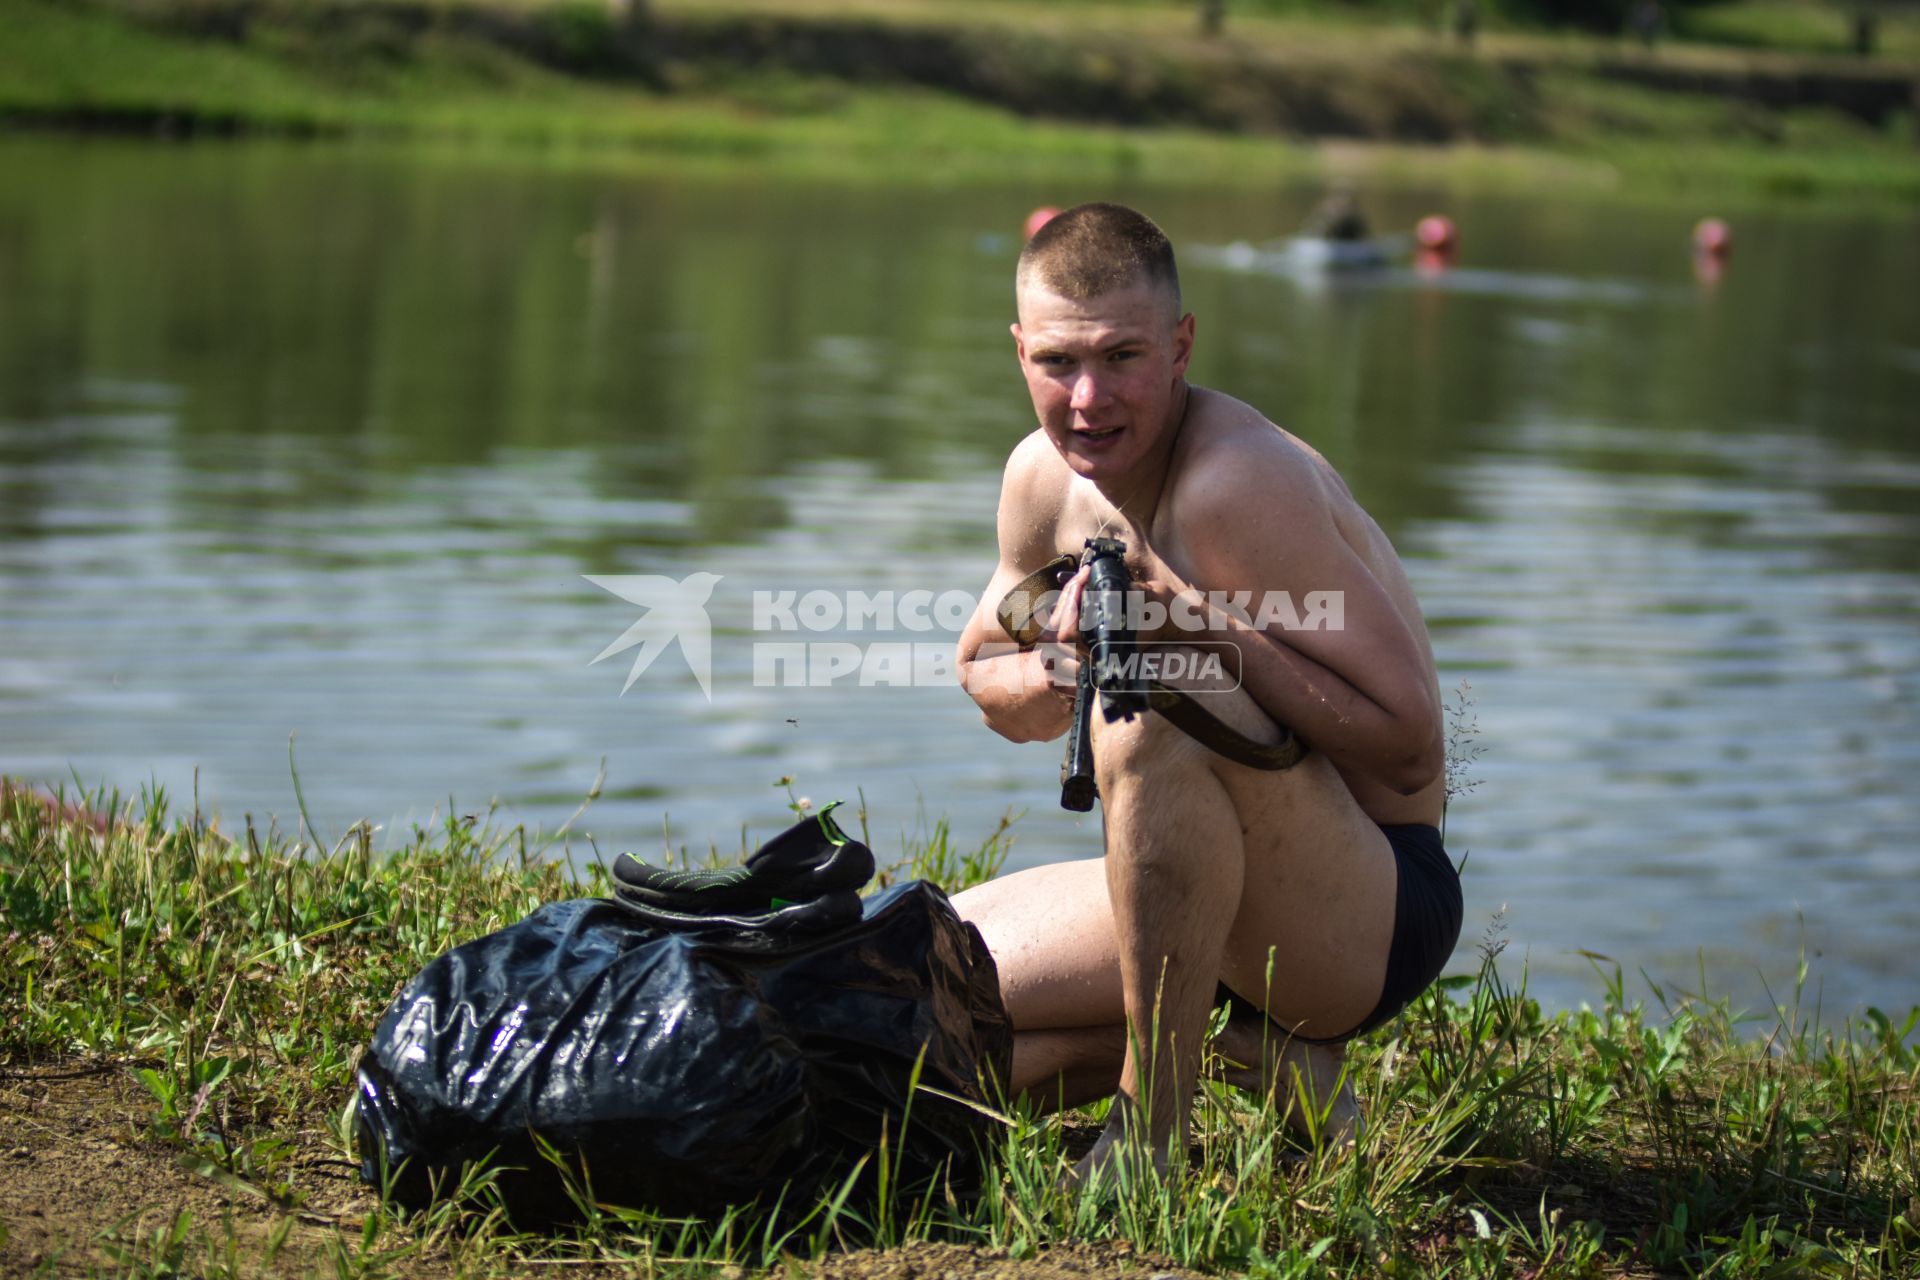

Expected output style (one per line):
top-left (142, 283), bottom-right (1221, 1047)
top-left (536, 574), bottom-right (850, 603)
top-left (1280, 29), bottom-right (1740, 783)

top-left (1214, 822), bottom-right (1463, 1044)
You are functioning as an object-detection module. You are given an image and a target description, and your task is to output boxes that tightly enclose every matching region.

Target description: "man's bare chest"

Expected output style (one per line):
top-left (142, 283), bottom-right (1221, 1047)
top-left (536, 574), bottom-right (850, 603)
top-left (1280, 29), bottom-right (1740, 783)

top-left (1051, 490), bottom-right (1208, 596)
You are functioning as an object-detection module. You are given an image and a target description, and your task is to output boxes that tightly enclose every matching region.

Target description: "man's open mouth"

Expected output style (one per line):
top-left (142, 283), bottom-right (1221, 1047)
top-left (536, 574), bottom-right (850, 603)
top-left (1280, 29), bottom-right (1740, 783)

top-left (1076, 425), bottom-right (1123, 441)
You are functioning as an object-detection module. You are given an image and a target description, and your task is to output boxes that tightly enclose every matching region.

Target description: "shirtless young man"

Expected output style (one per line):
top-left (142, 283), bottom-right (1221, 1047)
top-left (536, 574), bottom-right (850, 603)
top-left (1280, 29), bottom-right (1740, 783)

top-left (952, 203), bottom-right (1463, 1181)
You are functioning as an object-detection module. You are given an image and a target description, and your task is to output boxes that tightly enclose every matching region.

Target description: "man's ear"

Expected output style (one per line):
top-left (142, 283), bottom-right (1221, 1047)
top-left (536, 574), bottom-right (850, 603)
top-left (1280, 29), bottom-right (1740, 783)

top-left (1171, 312), bottom-right (1196, 377)
top-left (1010, 321), bottom-right (1026, 362)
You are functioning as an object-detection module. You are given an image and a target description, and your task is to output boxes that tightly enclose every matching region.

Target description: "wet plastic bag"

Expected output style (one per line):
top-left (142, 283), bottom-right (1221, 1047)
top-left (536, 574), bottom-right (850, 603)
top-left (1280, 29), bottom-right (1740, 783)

top-left (353, 877), bottom-right (1012, 1223)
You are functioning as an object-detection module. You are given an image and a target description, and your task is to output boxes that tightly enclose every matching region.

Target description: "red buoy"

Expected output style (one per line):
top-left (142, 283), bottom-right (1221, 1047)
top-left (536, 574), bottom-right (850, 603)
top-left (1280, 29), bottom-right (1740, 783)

top-left (1693, 217), bottom-right (1732, 259)
top-left (1024, 206), bottom-right (1062, 241)
top-left (1415, 214), bottom-right (1458, 253)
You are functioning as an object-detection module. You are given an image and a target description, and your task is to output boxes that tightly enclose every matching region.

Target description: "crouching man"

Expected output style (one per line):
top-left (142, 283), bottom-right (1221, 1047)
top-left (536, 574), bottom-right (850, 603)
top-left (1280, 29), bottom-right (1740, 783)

top-left (952, 203), bottom-right (1463, 1183)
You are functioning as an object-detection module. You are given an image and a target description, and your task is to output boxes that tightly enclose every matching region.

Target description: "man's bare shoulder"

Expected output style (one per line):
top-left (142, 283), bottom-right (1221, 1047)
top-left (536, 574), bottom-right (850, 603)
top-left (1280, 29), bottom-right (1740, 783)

top-left (1001, 428), bottom-right (1073, 510)
top-left (1004, 428), bottom-right (1069, 484)
top-left (996, 429), bottom-right (1071, 567)
top-left (1173, 389), bottom-right (1349, 525)
top-left (1169, 390), bottom-right (1421, 624)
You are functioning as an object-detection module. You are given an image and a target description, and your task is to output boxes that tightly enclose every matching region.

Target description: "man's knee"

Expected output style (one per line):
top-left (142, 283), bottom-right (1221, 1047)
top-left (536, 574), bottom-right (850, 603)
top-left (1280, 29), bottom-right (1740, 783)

top-left (1091, 677), bottom-right (1284, 786)
top-left (1090, 701), bottom-right (1208, 786)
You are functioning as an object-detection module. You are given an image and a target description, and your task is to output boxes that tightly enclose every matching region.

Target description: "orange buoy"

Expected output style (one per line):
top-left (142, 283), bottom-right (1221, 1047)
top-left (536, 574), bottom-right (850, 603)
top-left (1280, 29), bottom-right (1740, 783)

top-left (1024, 206), bottom-right (1062, 241)
top-left (1415, 214), bottom-right (1457, 253)
top-left (1693, 217), bottom-right (1732, 259)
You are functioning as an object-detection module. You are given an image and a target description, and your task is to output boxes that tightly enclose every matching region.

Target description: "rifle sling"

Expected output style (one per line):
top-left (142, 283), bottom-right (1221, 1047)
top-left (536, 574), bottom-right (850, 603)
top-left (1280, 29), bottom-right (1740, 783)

top-left (1144, 682), bottom-right (1307, 772)
top-left (995, 555), bottom-right (1078, 649)
top-left (994, 559), bottom-right (1308, 773)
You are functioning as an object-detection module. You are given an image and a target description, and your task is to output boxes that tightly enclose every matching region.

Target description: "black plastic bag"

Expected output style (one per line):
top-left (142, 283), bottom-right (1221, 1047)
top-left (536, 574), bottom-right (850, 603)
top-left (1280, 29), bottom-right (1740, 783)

top-left (353, 880), bottom-right (1012, 1223)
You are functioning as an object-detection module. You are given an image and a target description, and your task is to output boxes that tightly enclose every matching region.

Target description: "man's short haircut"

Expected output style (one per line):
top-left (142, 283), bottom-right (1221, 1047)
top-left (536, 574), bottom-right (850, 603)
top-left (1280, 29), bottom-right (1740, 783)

top-left (1016, 203), bottom-right (1181, 320)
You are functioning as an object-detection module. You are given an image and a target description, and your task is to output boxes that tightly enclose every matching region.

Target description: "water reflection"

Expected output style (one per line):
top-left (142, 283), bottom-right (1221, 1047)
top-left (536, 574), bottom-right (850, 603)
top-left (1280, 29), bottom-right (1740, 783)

top-left (1, 139), bottom-right (1916, 1017)
top-left (1413, 421), bottom-right (1919, 1003)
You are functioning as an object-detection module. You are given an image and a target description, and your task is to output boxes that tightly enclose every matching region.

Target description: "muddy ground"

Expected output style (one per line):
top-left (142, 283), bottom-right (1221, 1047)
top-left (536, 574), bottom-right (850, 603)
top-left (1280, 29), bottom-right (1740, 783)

top-left (0, 1061), bottom-right (1196, 1280)
top-left (0, 1061), bottom-right (354, 1276)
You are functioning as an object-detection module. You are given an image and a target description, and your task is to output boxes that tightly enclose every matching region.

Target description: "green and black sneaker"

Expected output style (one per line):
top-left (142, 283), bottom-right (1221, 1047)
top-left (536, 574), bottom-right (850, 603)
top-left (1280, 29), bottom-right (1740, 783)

top-left (611, 802), bottom-right (874, 920)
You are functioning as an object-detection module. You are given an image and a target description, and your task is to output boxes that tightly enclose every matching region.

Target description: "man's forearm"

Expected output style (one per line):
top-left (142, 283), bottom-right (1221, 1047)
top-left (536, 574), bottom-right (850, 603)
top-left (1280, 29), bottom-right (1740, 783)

top-left (961, 647), bottom-right (1075, 744)
top-left (1186, 604), bottom-right (1440, 793)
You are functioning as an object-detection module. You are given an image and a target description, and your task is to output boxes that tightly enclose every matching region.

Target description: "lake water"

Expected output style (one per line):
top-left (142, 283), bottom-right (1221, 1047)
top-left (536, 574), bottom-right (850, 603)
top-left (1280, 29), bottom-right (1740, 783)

top-left (2, 138), bottom-right (1915, 1020)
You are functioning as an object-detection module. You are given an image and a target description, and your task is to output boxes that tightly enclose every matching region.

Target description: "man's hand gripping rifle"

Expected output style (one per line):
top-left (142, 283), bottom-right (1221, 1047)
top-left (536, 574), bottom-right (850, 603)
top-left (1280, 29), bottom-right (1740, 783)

top-left (1060, 537), bottom-right (1150, 811)
top-left (993, 541), bottom-right (1308, 810)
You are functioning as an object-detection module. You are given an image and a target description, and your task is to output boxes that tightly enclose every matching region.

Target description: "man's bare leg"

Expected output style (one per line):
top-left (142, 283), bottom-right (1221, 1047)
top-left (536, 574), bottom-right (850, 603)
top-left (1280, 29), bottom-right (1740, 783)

top-left (1026, 1021), bottom-right (1361, 1145)
top-left (954, 684), bottom-right (1396, 1177)
top-left (1077, 713), bottom-right (1244, 1182)
top-left (1210, 1018), bottom-right (1362, 1145)
top-left (1008, 1025), bottom-right (1128, 1113)
top-left (959, 860), bottom-right (1362, 1142)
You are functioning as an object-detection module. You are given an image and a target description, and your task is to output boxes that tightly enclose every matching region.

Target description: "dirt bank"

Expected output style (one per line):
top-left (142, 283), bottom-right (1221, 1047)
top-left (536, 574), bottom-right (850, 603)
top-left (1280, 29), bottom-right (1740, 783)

top-left (0, 1058), bottom-right (1179, 1280)
top-left (0, 1061), bottom-right (359, 1276)
top-left (53, 0), bottom-right (1920, 144)
top-left (660, 8), bottom-right (1918, 137)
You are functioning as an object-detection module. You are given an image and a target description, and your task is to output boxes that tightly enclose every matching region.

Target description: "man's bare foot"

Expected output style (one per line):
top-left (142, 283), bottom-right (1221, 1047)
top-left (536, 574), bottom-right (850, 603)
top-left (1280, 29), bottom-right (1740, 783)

top-left (1211, 1015), bottom-right (1363, 1146)
top-left (1063, 1114), bottom-right (1172, 1195)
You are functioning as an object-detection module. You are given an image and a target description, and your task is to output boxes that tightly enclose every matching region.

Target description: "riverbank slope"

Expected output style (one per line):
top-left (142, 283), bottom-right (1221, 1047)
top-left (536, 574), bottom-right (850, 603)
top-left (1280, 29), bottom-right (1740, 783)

top-left (2, 781), bottom-right (1916, 1277)
top-left (3, 0), bottom-right (1917, 198)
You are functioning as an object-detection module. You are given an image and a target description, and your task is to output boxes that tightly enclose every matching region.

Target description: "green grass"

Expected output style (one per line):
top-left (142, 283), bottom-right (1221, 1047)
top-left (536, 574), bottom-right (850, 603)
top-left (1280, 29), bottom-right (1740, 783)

top-left (668, 0), bottom-right (1920, 60)
top-left (1520, 67), bottom-right (1920, 200)
top-left (1676, 0), bottom-right (1920, 59)
top-left (3, 776), bottom-right (1917, 1277)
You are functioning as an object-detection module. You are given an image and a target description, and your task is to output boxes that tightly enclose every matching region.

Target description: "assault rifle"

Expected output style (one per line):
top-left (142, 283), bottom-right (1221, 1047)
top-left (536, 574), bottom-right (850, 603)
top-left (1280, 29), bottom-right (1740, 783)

top-left (1060, 537), bottom-right (1151, 811)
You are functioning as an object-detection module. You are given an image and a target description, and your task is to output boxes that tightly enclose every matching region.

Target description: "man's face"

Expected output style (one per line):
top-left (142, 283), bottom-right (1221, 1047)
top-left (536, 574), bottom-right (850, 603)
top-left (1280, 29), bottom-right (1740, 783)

top-left (1012, 274), bottom-right (1195, 483)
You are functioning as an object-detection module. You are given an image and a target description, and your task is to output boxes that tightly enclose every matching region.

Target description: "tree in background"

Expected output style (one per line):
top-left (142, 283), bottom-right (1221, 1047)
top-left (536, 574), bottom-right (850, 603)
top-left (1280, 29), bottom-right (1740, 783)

top-left (1852, 0), bottom-right (1879, 54)
top-left (1455, 0), bottom-right (1480, 43)
top-left (1630, 0), bottom-right (1667, 45)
